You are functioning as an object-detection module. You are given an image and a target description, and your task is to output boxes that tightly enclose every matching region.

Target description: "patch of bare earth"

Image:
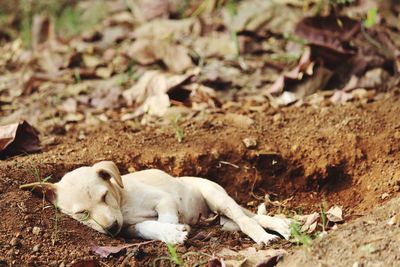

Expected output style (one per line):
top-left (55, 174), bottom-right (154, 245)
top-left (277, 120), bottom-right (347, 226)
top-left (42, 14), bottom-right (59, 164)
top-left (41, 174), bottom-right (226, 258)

top-left (0, 93), bottom-right (399, 266)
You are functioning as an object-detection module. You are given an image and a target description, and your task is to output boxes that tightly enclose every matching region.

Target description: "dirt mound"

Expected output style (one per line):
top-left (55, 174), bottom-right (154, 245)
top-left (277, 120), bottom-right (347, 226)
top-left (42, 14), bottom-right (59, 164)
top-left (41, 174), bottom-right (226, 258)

top-left (0, 94), bottom-right (399, 265)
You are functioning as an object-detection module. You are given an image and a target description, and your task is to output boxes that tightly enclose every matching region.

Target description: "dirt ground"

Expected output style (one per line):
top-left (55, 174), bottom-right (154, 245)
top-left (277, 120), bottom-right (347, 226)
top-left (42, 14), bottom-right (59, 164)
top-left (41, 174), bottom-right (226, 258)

top-left (1, 1), bottom-right (400, 266)
top-left (1, 90), bottom-right (400, 266)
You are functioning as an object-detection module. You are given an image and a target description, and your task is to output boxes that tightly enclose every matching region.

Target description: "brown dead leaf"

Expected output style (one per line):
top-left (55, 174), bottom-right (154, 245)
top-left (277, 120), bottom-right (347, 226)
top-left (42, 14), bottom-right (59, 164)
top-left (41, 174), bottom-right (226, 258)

top-left (91, 244), bottom-right (133, 258)
top-left (218, 247), bottom-right (286, 267)
top-left (122, 70), bottom-right (197, 116)
top-left (31, 14), bottom-right (55, 51)
top-left (91, 240), bottom-right (156, 258)
top-left (59, 98), bottom-right (78, 113)
top-left (123, 70), bottom-right (195, 104)
top-left (268, 48), bottom-right (314, 95)
top-left (0, 121), bottom-right (40, 158)
top-left (70, 260), bottom-right (100, 267)
top-left (326, 205), bottom-right (344, 223)
top-left (83, 54), bottom-right (102, 68)
top-left (129, 39), bottom-right (193, 73)
top-left (95, 26), bottom-right (130, 50)
top-left (193, 33), bottom-right (237, 59)
top-left (228, 0), bottom-right (301, 35)
top-left (295, 16), bottom-right (360, 68)
top-left (132, 18), bottom-right (200, 41)
top-left (126, 0), bottom-right (174, 22)
top-left (208, 257), bottom-right (227, 267)
top-left (297, 212), bottom-right (320, 233)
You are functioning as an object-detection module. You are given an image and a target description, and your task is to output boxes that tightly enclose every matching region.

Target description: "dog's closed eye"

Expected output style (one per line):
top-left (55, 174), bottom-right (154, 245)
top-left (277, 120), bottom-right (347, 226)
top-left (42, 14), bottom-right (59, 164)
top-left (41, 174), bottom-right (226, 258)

top-left (101, 191), bottom-right (108, 203)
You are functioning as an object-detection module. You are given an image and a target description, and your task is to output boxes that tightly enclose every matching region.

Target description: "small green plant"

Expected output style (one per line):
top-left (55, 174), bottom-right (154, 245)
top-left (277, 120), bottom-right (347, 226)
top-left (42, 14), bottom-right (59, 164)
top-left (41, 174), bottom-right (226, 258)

top-left (319, 202), bottom-right (328, 232)
top-left (171, 115), bottom-right (184, 143)
top-left (166, 243), bottom-right (182, 266)
top-left (153, 243), bottom-right (210, 266)
top-left (74, 69), bottom-right (81, 83)
top-left (290, 221), bottom-right (313, 247)
top-left (153, 242), bottom-right (182, 266)
top-left (75, 209), bottom-right (117, 237)
top-left (56, 6), bottom-right (82, 38)
top-left (227, 0), bottom-right (239, 59)
top-left (363, 7), bottom-right (378, 28)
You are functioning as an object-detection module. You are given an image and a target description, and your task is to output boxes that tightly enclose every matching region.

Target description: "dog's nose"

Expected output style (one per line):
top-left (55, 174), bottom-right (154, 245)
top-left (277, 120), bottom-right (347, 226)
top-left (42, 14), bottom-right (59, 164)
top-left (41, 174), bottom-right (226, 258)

top-left (106, 221), bottom-right (120, 236)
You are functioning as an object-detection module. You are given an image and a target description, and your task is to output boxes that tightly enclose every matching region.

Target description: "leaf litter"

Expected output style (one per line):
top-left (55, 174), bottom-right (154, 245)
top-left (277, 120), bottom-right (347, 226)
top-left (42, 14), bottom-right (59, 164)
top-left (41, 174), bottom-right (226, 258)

top-left (1, 0), bottom-right (399, 265)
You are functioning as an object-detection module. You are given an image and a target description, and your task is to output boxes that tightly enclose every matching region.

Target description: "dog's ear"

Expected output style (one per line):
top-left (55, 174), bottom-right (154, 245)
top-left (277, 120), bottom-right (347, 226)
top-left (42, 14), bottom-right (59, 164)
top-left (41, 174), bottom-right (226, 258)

top-left (93, 161), bottom-right (124, 189)
top-left (19, 182), bottom-right (57, 203)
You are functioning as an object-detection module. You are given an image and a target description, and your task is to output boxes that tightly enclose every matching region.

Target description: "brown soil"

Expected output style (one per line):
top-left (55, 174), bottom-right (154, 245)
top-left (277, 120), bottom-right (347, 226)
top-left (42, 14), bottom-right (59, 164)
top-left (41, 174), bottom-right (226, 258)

top-left (1, 92), bottom-right (400, 266)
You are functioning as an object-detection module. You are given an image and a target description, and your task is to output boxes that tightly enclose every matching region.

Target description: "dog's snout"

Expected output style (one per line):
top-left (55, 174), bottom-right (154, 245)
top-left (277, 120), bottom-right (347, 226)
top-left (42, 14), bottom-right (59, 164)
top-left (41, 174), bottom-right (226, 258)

top-left (106, 221), bottom-right (120, 236)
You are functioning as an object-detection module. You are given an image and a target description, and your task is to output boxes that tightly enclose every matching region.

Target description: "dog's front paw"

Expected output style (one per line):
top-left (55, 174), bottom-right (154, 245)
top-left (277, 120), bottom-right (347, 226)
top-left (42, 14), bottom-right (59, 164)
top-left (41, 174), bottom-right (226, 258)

top-left (161, 224), bottom-right (189, 244)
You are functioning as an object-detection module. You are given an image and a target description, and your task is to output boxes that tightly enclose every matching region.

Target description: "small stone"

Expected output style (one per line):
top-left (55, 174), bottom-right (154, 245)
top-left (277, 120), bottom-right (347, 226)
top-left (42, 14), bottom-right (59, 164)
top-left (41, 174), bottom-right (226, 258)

top-left (32, 227), bottom-right (41, 235)
top-left (59, 262), bottom-right (65, 267)
top-left (32, 245), bottom-right (40, 252)
top-left (381, 192), bottom-right (390, 200)
top-left (273, 113), bottom-right (283, 122)
top-left (9, 237), bottom-right (19, 246)
top-left (242, 137), bottom-right (257, 149)
top-left (78, 131), bottom-right (86, 140)
top-left (388, 214), bottom-right (399, 225)
top-left (128, 166), bottom-right (136, 173)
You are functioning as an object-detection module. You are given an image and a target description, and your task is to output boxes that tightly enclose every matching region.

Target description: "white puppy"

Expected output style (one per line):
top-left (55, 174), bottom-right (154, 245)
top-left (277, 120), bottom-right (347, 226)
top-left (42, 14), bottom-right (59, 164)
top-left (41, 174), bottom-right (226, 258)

top-left (20, 161), bottom-right (291, 245)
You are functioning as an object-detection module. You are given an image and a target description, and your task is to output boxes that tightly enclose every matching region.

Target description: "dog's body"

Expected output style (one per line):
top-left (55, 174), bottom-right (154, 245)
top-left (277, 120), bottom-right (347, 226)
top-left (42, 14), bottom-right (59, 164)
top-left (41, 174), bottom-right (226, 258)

top-left (21, 161), bottom-right (291, 245)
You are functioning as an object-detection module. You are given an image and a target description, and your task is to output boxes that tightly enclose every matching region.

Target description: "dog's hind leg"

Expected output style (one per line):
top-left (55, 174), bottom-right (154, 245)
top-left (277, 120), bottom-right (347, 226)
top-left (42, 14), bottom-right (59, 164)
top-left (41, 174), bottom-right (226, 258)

top-left (181, 177), bottom-right (279, 245)
top-left (239, 207), bottom-right (291, 240)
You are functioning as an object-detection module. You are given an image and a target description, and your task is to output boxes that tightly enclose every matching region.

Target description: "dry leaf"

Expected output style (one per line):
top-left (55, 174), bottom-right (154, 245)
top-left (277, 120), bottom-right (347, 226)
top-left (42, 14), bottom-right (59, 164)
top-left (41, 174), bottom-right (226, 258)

top-left (91, 244), bottom-right (133, 258)
top-left (0, 120), bottom-right (41, 158)
top-left (129, 39), bottom-right (193, 73)
top-left (71, 260), bottom-right (100, 267)
top-left (208, 257), bottom-right (227, 267)
top-left (295, 16), bottom-right (360, 67)
top-left (122, 70), bottom-right (196, 117)
top-left (297, 212), bottom-right (320, 233)
top-left (218, 247), bottom-right (286, 267)
top-left (132, 18), bottom-right (199, 41)
top-left (228, 0), bottom-right (300, 35)
top-left (326, 206), bottom-right (344, 223)
top-left (126, 0), bottom-right (173, 22)
top-left (92, 240), bottom-right (155, 258)
top-left (193, 34), bottom-right (237, 59)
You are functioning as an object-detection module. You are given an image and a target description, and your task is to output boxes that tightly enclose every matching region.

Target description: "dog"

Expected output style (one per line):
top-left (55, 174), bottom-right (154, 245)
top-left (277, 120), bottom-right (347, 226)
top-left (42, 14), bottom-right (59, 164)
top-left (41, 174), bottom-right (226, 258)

top-left (20, 161), bottom-right (291, 245)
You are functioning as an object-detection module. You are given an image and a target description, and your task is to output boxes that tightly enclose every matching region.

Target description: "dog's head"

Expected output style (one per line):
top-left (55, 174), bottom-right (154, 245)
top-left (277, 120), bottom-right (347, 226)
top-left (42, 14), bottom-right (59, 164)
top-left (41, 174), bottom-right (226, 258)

top-left (20, 161), bottom-right (124, 236)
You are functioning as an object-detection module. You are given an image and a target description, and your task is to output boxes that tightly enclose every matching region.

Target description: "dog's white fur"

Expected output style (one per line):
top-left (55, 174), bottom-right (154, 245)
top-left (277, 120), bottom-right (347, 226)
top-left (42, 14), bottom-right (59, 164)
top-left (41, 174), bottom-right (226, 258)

top-left (21, 161), bottom-right (291, 245)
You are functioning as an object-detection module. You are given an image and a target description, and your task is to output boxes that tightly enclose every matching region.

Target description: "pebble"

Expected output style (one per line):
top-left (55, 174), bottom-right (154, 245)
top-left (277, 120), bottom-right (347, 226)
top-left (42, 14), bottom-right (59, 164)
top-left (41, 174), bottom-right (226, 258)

top-left (10, 237), bottom-right (19, 246)
top-left (33, 245), bottom-right (40, 252)
top-left (242, 137), bottom-right (257, 149)
top-left (273, 113), bottom-right (283, 122)
top-left (32, 226), bottom-right (41, 235)
top-left (59, 262), bottom-right (65, 267)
